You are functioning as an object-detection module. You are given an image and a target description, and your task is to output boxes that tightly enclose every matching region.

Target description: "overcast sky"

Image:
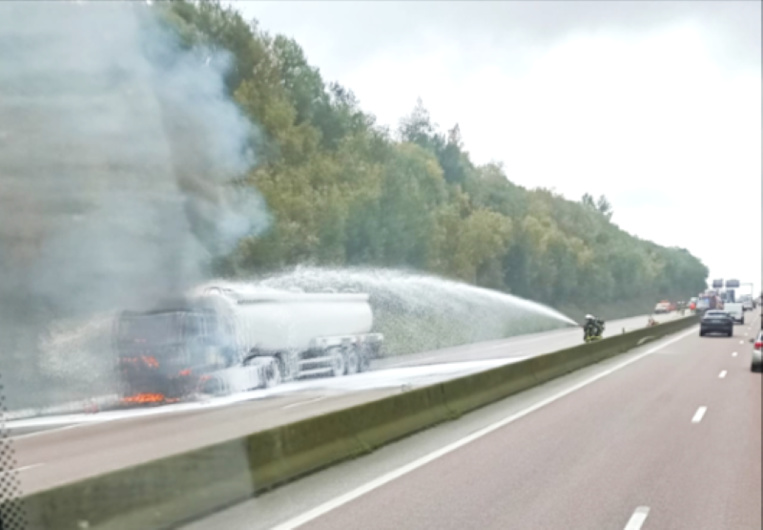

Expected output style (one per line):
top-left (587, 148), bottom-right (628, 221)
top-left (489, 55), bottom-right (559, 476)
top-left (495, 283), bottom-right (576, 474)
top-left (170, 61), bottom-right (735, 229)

top-left (233, 1), bottom-right (761, 295)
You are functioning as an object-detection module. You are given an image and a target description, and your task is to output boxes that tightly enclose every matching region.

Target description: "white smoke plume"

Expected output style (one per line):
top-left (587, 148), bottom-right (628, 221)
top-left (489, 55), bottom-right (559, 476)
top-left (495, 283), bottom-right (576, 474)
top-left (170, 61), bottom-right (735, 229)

top-left (0, 1), bottom-right (269, 408)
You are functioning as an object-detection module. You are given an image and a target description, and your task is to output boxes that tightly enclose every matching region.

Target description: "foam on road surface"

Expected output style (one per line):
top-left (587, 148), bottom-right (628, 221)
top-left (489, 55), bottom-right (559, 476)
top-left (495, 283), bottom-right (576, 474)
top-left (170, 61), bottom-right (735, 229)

top-left (8, 312), bottom-right (676, 426)
top-left (11, 311), bottom-right (686, 494)
top-left (8, 358), bottom-right (523, 433)
top-left (8, 311), bottom-right (676, 434)
top-left (180, 313), bottom-right (761, 530)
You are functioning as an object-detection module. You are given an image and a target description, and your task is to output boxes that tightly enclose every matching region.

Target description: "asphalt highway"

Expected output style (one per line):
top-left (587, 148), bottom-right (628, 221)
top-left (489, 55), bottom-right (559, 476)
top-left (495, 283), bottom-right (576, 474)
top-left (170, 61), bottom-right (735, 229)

top-left (12, 311), bottom-right (684, 495)
top-left (181, 311), bottom-right (761, 530)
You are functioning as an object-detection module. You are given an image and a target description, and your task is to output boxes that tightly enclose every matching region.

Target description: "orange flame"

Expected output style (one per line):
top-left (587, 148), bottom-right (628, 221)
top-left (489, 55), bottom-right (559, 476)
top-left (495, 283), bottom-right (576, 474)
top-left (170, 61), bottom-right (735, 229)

top-left (121, 393), bottom-right (166, 404)
top-left (141, 355), bottom-right (159, 368)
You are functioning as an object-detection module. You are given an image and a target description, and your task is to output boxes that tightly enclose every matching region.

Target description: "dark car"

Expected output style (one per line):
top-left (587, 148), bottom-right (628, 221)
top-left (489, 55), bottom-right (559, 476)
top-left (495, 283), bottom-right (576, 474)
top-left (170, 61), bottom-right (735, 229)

top-left (699, 310), bottom-right (734, 337)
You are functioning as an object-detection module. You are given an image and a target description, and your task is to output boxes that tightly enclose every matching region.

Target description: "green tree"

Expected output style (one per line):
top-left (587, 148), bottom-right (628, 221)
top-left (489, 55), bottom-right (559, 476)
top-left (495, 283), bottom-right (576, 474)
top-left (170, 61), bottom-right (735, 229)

top-left (157, 0), bottom-right (709, 314)
top-left (596, 195), bottom-right (613, 220)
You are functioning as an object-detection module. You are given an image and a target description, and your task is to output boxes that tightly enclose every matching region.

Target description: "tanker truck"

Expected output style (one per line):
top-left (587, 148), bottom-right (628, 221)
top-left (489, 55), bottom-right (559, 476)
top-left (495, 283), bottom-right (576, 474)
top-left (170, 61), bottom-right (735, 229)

top-left (112, 284), bottom-right (383, 403)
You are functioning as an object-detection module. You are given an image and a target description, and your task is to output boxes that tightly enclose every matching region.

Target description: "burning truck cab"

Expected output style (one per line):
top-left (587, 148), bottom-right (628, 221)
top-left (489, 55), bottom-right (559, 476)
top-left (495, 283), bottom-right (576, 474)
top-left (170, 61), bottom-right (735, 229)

top-left (112, 285), bottom-right (384, 405)
top-left (113, 300), bottom-right (239, 404)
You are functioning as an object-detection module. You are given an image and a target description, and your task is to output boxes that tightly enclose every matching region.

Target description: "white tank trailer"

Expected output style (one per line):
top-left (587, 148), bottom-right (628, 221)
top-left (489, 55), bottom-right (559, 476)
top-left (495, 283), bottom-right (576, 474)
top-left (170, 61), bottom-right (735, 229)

top-left (113, 284), bottom-right (384, 401)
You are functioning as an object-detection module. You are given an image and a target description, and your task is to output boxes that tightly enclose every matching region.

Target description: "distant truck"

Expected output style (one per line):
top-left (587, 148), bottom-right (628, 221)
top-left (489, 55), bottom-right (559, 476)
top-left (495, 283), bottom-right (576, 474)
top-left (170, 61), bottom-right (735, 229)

top-left (113, 285), bottom-right (383, 403)
top-left (696, 292), bottom-right (722, 315)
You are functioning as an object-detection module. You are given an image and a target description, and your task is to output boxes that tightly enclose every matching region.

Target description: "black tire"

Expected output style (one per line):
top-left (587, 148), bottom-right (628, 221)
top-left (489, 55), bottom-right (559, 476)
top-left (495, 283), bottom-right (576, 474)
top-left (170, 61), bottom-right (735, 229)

top-left (358, 349), bottom-right (371, 372)
top-left (751, 362), bottom-right (761, 373)
top-left (728, 330), bottom-right (733, 337)
top-left (330, 348), bottom-right (346, 378)
top-left (263, 359), bottom-right (282, 388)
top-left (369, 342), bottom-right (383, 360)
top-left (275, 356), bottom-right (287, 381)
top-left (699, 330), bottom-right (705, 337)
top-left (345, 348), bottom-right (360, 375)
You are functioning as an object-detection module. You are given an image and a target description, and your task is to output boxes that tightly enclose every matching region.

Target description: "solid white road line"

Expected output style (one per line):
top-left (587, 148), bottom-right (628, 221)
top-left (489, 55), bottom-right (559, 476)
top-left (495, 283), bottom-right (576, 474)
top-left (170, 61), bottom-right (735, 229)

top-left (270, 327), bottom-right (698, 530)
top-left (10, 423), bottom-right (85, 441)
top-left (0, 463), bottom-right (43, 476)
top-left (718, 370), bottom-right (727, 379)
top-left (624, 506), bottom-right (651, 530)
top-left (692, 406), bottom-right (707, 423)
top-left (17, 463), bottom-right (44, 472)
top-left (282, 397), bottom-right (327, 410)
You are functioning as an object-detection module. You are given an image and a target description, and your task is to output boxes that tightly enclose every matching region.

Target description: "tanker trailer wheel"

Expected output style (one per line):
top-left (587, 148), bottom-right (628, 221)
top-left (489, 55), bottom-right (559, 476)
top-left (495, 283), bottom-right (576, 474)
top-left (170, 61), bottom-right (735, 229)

top-left (345, 347), bottom-right (360, 375)
top-left (330, 348), bottom-right (346, 377)
top-left (357, 344), bottom-right (374, 372)
top-left (358, 347), bottom-right (371, 373)
top-left (263, 358), bottom-right (283, 388)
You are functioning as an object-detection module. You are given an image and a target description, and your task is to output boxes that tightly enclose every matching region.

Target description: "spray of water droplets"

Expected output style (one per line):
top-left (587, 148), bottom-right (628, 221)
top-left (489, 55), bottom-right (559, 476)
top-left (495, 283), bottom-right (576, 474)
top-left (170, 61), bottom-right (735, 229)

top-left (233, 266), bottom-right (577, 356)
top-left (32, 267), bottom-right (576, 411)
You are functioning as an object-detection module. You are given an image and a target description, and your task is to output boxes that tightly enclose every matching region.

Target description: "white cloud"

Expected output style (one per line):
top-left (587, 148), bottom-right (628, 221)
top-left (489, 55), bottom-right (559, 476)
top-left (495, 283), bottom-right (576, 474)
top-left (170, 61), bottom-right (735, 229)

top-left (233, 1), bottom-right (761, 292)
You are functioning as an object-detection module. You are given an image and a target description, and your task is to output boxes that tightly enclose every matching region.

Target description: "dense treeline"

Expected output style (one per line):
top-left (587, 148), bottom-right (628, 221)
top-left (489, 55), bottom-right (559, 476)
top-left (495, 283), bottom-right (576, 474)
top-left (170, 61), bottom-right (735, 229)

top-left (160, 1), bottom-right (708, 309)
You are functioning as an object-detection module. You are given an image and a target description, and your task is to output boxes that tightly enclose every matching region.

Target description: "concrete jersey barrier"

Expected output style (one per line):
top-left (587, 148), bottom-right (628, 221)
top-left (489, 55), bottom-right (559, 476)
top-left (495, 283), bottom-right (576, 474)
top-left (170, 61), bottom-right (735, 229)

top-left (19, 315), bottom-right (699, 530)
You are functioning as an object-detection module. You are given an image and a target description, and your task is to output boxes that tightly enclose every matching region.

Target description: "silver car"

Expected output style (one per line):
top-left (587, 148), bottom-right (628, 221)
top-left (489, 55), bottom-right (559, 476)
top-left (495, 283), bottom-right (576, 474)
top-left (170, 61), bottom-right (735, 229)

top-left (751, 330), bottom-right (762, 372)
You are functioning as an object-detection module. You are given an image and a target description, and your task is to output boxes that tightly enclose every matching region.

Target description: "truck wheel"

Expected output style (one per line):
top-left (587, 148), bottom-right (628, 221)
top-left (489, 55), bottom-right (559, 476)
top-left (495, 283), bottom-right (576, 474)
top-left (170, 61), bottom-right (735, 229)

top-left (345, 348), bottom-right (360, 375)
top-left (358, 349), bottom-right (371, 372)
top-left (263, 359), bottom-right (282, 388)
top-left (330, 349), bottom-right (346, 377)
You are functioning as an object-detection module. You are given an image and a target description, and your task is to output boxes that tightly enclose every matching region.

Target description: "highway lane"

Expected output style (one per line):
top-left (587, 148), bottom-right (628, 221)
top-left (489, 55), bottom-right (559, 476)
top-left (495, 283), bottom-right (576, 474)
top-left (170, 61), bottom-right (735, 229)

top-left (11, 311), bottom-right (684, 494)
top-left (181, 313), bottom-right (761, 530)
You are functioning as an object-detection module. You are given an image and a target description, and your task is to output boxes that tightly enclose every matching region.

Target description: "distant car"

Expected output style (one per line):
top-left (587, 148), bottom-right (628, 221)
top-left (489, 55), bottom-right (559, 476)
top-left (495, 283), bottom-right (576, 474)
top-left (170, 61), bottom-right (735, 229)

top-left (742, 299), bottom-right (754, 311)
top-left (654, 301), bottom-right (671, 314)
top-left (751, 330), bottom-right (762, 372)
top-left (699, 310), bottom-right (734, 337)
top-left (724, 303), bottom-right (744, 324)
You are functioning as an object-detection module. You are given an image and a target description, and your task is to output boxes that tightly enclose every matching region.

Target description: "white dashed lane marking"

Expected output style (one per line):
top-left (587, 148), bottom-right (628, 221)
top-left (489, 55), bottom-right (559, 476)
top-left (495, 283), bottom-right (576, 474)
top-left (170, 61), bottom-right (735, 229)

top-left (624, 506), bottom-right (651, 530)
top-left (692, 406), bottom-right (707, 424)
